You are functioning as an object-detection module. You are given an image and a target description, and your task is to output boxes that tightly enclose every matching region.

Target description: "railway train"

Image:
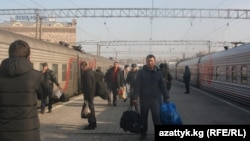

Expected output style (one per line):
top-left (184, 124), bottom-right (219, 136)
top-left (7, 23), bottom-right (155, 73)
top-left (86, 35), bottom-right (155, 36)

top-left (0, 29), bottom-right (114, 102)
top-left (175, 43), bottom-right (250, 107)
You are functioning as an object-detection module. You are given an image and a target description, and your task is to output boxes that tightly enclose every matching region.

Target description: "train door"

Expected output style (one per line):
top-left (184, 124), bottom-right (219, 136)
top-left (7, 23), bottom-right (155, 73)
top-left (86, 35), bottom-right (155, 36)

top-left (77, 54), bottom-right (82, 95)
top-left (72, 62), bottom-right (78, 95)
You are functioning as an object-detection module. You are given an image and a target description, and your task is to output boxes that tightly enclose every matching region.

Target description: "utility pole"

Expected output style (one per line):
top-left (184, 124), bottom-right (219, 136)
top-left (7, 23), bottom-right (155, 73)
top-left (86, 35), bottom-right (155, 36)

top-left (35, 13), bottom-right (39, 39)
top-left (39, 17), bottom-right (42, 40)
top-left (97, 44), bottom-right (100, 56)
top-left (208, 41), bottom-right (211, 54)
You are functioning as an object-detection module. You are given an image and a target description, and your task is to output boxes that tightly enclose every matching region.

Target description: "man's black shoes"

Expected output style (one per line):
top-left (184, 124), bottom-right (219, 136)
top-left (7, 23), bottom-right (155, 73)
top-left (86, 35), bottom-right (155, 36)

top-left (83, 125), bottom-right (96, 130)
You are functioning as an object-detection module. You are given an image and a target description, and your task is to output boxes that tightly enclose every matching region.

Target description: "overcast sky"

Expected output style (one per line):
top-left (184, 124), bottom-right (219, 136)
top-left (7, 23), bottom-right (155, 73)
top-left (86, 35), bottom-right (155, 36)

top-left (1, 0), bottom-right (250, 60)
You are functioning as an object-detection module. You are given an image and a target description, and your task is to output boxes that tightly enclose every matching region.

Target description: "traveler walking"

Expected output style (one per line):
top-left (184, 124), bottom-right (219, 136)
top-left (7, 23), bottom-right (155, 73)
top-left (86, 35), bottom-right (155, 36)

top-left (132, 54), bottom-right (169, 140)
top-left (40, 62), bottom-right (61, 114)
top-left (159, 63), bottom-right (173, 92)
top-left (105, 62), bottom-right (123, 106)
top-left (126, 63), bottom-right (138, 105)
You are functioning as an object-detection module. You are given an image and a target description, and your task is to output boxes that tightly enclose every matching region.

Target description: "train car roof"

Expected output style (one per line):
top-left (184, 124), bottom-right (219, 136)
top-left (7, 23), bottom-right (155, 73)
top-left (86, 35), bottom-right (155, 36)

top-left (0, 29), bottom-right (107, 59)
top-left (200, 43), bottom-right (250, 62)
top-left (177, 57), bottom-right (200, 67)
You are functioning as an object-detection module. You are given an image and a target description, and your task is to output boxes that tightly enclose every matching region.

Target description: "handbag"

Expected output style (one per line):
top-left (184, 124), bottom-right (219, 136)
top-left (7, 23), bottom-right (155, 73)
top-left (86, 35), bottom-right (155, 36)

top-left (160, 102), bottom-right (182, 125)
top-left (120, 105), bottom-right (143, 133)
top-left (81, 100), bottom-right (90, 118)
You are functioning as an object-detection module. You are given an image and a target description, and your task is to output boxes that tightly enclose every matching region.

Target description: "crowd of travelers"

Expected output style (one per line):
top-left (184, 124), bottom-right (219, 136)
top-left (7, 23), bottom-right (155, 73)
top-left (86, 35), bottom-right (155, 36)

top-left (0, 39), bottom-right (188, 141)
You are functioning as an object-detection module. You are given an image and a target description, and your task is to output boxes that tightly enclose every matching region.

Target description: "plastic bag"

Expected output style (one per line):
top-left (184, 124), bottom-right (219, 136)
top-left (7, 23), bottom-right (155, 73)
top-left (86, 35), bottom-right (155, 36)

top-left (118, 86), bottom-right (127, 100)
top-left (81, 101), bottom-right (90, 118)
top-left (160, 102), bottom-right (182, 125)
top-left (52, 89), bottom-right (62, 100)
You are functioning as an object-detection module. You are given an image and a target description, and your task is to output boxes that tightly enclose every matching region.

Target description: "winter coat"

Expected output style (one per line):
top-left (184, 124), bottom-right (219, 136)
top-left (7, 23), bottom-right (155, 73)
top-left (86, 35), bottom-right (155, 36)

top-left (133, 65), bottom-right (169, 101)
top-left (0, 57), bottom-right (43, 141)
top-left (126, 70), bottom-right (138, 89)
top-left (94, 70), bottom-right (104, 82)
top-left (81, 68), bottom-right (96, 100)
top-left (160, 68), bottom-right (173, 90)
top-left (105, 67), bottom-right (123, 89)
top-left (43, 69), bottom-right (60, 93)
top-left (183, 68), bottom-right (191, 83)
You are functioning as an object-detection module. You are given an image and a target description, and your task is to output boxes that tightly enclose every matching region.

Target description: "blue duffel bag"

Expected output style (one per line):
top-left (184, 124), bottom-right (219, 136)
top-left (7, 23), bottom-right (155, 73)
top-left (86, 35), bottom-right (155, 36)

top-left (160, 102), bottom-right (183, 125)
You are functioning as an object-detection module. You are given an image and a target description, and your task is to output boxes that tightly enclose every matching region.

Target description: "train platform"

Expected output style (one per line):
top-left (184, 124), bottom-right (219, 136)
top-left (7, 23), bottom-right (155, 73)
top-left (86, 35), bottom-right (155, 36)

top-left (38, 80), bottom-right (250, 141)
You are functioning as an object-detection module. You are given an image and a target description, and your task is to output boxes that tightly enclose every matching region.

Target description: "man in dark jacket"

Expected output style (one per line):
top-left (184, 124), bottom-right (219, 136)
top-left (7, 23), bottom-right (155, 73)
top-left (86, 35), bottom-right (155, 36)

top-left (105, 61), bottom-right (123, 106)
top-left (159, 63), bottom-right (173, 91)
top-left (104, 66), bottom-right (112, 105)
top-left (95, 67), bottom-right (109, 100)
top-left (0, 40), bottom-right (44, 141)
top-left (40, 62), bottom-right (61, 114)
top-left (126, 63), bottom-right (138, 105)
top-left (183, 65), bottom-right (191, 94)
top-left (80, 61), bottom-right (96, 130)
top-left (95, 67), bottom-right (104, 82)
top-left (132, 54), bottom-right (169, 140)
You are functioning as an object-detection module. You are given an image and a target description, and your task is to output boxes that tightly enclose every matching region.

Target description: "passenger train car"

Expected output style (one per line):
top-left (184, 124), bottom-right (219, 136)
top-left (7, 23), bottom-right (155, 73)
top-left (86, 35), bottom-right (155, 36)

top-left (0, 29), bottom-right (114, 102)
top-left (176, 44), bottom-right (250, 107)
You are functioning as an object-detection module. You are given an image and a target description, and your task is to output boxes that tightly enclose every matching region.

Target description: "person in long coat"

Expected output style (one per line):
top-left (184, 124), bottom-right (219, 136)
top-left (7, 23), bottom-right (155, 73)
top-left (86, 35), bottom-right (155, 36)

top-left (183, 65), bottom-right (191, 94)
top-left (0, 40), bottom-right (44, 141)
top-left (80, 61), bottom-right (97, 130)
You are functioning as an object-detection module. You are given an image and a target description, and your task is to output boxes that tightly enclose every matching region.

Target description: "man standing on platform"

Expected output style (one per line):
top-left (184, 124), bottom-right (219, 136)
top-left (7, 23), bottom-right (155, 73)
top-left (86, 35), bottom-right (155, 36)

top-left (0, 40), bottom-right (44, 141)
top-left (80, 61), bottom-right (97, 130)
top-left (132, 54), bottom-right (169, 140)
top-left (183, 65), bottom-right (191, 94)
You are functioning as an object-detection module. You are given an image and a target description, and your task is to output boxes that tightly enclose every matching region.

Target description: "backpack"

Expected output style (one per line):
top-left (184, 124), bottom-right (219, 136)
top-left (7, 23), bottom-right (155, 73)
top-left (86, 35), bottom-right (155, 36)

top-left (95, 81), bottom-right (109, 100)
top-left (120, 105), bottom-right (143, 134)
top-left (94, 71), bottom-right (109, 99)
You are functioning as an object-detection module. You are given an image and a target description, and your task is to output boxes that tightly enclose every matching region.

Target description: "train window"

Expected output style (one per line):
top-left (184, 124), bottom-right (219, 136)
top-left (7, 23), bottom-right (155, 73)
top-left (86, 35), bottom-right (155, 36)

top-left (226, 66), bottom-right (232, 82)
top-left (39, 63), bottom-right (43, 70)
top-left (62, 64), bottom-right (67, 81)
top-left (241, 65), bottom-right (247, 84)
top-left (232, 66), bottom-right (237, 83)
top-left (52, 64), bottom-right (58, 80)
top-left (216, 67), bottom-right (219, 80)
top-left (209, 66), bottom-right (214, 80)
